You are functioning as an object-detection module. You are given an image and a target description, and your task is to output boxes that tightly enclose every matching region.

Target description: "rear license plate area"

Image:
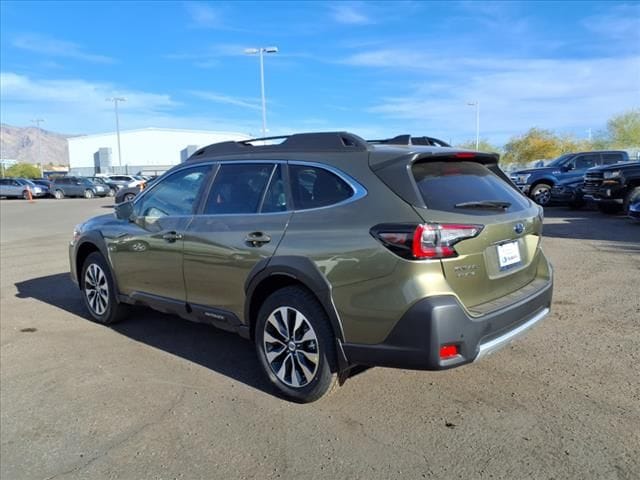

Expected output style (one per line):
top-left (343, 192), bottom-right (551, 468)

top-left (497, 241), bottom-right (521, 270)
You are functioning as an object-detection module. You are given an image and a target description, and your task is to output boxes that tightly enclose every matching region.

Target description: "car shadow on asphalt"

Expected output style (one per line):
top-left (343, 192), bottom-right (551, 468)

top-left (14, 273), bottom-right (279, 397)
top-left (542, 207), bottom-right (640, 249)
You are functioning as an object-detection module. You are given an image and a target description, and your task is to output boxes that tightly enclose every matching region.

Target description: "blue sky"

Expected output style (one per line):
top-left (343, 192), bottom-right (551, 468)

top-left (1, 1), bottom-right (638, 145)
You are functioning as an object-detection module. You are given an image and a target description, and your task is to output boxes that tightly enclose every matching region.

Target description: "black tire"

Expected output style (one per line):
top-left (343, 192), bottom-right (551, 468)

top-left (80, 252), bottom-right (130, 324)
top-left (255, 286), bottom-right (338, 403)
top-left (597, 203), bottom-right (621, 214)
top-left (84, 189), bottom-right (95, 199)
top-left (22, 190), bottom-right (30, 200)
top-left (108, 188), bottom-right (116, 197)
top-left (124, 193), bottom-right (136, 202)
top-left (54, 189), bottom-right (64, 199)
top-left (529, 182), bottom-right (552, 206)
top-left (623, 187), bottom-right (640, 214)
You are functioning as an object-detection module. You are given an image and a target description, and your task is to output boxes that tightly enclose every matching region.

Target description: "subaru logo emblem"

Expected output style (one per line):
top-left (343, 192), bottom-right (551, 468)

top-left (514, 223), bottom-right (525, 235)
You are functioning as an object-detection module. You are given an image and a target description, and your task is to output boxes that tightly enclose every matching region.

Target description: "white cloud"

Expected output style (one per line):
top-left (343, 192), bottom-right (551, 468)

top-left (330, 3), bottom-right (373, 25)
top-left (12, 33), bottom-right (114, 64)
top-left (0, 72), bottom-right (185, 134)
top-left (582, 4), bottom-right (640, 41)
top-left (361, 54), bottom-right (640, 144)
top-left (184, 2), bottom-right (222, 28)
top-left (189, 90), bottom-right (261, 111)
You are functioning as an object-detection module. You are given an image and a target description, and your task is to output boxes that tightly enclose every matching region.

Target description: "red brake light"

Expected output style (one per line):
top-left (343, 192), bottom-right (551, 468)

top-left (412, 223), bottom-right (483, 259)
top-left (455, 152), bottom-right (476, 158)
top-left (440, 344), bottom-right (459, 359)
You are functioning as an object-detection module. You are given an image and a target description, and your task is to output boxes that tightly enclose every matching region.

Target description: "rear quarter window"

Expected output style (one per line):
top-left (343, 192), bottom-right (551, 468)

top-left (289, 165), bottom-right (353, 210)
top-left (412, 161), bottom-right (530, 214)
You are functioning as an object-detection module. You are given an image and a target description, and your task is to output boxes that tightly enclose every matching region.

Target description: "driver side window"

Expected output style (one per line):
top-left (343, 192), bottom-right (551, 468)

top-left (134, 165), bottom-right (210, 218)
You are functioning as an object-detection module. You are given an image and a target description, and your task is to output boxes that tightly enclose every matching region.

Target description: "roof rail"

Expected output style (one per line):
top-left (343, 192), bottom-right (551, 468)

top-left (191, 131), bottom-right (368, 158)
top-left (368, 135), bottom-right (451, 147)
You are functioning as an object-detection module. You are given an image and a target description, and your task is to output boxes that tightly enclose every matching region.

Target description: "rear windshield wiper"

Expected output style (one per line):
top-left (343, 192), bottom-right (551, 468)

top-left (454, 200), bottom-right (511, 210)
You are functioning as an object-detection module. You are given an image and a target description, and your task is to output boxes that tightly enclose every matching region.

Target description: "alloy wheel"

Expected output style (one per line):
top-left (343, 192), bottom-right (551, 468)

top-left (84, 263), bottom-right (109, 316)
top-left (532, 185), bottom-right (551, 206)
top-left (263, 306), bottom-right (319, 388)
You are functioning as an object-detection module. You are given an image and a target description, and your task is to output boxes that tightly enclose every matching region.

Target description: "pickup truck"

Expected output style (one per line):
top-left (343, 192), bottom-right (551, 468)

top-left (583, 161), bottom-right (640, 214)
top-left (509, 151), bottom-right (629, 206)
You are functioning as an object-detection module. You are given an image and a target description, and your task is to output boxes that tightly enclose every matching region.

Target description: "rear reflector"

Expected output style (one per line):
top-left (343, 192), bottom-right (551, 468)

top-left (440, 344), bottom-right (459, 359)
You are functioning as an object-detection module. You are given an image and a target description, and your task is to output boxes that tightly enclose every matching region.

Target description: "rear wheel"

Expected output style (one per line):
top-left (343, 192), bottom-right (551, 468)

top-left (255, 286), bottom-right (338, 403)
top-left (80, 252), bottom-right (129, 324)
top-left (84, 189), bottom-right (95, 199)
top-left (530, 183), bottom-right (552, 206)
top-left (107, 188), bottom-right (116, 197)
top-left (124, 192), bottom-right (136, 202)
top-left (54, 189), bottom-right (64, 199)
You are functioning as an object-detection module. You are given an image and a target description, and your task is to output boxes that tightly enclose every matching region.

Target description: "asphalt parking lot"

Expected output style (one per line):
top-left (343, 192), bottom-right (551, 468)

top-left (1, 197), bottom-right (639, 480)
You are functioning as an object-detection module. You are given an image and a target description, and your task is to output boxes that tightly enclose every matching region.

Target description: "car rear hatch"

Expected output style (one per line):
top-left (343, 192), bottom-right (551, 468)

top-left (372, 150), bottom-right (545, 313)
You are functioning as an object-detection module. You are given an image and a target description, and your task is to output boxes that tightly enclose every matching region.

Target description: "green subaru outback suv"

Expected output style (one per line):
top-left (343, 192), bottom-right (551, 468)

top-left (69, 132), bottom-right (553, 402)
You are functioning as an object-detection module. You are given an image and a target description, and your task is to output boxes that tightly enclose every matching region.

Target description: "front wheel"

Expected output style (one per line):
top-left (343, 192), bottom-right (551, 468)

top-left (22, 190), bottom-right (30, 200)
top-left (54, 189), bottom-right (64, 199)
top-left (124, 192), bottom-right (136, 202)
top-left (530, 183), bottom-right (552, 206)
top-left (80, 252), bottom-right (129, 324)
top-left (107, 188), bottom-right (116, 197)
top-left (84, 189), bottom-right (95, 199)
top-left (255, 286), bottom-right (338, 403)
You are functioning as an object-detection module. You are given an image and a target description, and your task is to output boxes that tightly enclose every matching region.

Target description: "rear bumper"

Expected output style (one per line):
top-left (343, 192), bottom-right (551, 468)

top-left (342, 276), bottom-right (553, 370)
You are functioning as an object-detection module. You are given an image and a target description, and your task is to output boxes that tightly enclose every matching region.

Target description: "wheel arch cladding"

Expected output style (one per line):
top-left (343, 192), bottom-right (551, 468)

top-left (76, 234), bottom-right (117, 293)
top-left (244, 256), bottom-right (345, 343)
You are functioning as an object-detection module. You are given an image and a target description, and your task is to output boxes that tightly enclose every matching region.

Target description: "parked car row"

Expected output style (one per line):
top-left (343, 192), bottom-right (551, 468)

top-left (0, 178), bottom-right (48, 199)
top-left (0, 174), bottom-right (149, 200)
top-left (509, 151), bottom-right (640, 219)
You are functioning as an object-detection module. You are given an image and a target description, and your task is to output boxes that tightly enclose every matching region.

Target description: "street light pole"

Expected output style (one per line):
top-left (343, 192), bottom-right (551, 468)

top-left (245, 47), bottom-right (278, 138)
top-left (106, 97), bottom-right (126, 168)
top-left (467, 101), bottom-right (480, 150)
top-left (31, 118), bottom-right (44, 171)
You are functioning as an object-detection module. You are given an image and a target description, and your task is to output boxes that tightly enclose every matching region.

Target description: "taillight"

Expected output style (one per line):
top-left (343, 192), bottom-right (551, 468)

top-left (371, 223), bottom-right (483, 260)
top-left (413, 223), bottom-right (483, 259)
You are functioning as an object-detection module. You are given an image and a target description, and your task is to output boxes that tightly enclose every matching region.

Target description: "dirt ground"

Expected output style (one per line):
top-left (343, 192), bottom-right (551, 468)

top-left (1, 197), bottom-right (639, 479)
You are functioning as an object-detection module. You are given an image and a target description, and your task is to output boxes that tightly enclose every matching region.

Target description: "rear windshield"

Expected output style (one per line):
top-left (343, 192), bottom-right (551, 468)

top-left (412, 161), bottom-right (530, 214)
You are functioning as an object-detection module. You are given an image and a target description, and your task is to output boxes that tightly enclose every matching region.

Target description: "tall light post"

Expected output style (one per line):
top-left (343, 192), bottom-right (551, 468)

top-left (31, 118), bottom-right (44, 173)
top-left (467, 101), bottom-right (480, 150)
top-left (106, 97), bottom-right (126, 168)
top-left (244, 46), bottom-right (278, 138)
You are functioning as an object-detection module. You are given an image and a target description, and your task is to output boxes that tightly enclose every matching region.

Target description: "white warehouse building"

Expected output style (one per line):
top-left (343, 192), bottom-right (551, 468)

top-left (67, 128), bottom-right (250, 176)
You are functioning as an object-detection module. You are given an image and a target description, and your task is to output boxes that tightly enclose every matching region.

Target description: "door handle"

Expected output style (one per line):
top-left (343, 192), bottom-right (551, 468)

top-left (162, 231), bottom-right (183, 243)
top-left (245, 231), bottom-right (271, 247)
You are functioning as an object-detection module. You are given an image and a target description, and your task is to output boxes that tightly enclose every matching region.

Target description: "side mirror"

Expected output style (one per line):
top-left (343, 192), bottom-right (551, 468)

top-left (115, 200), bottom-right (134, 221)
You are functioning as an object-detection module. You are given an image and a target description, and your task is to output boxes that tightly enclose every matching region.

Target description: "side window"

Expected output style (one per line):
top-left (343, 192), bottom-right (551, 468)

top-left (574, 154), bottom-right (599, 169)
top-left (134, 165), bottom-right (210, 218)
top-left (289, 165), bottom-right (353, 210)
top-left (602, 153), bottom-right (621, 165)
top-left (261, 165), bottom-right (287, 213)
top-left (204, 163), bottom-right (273, 214)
